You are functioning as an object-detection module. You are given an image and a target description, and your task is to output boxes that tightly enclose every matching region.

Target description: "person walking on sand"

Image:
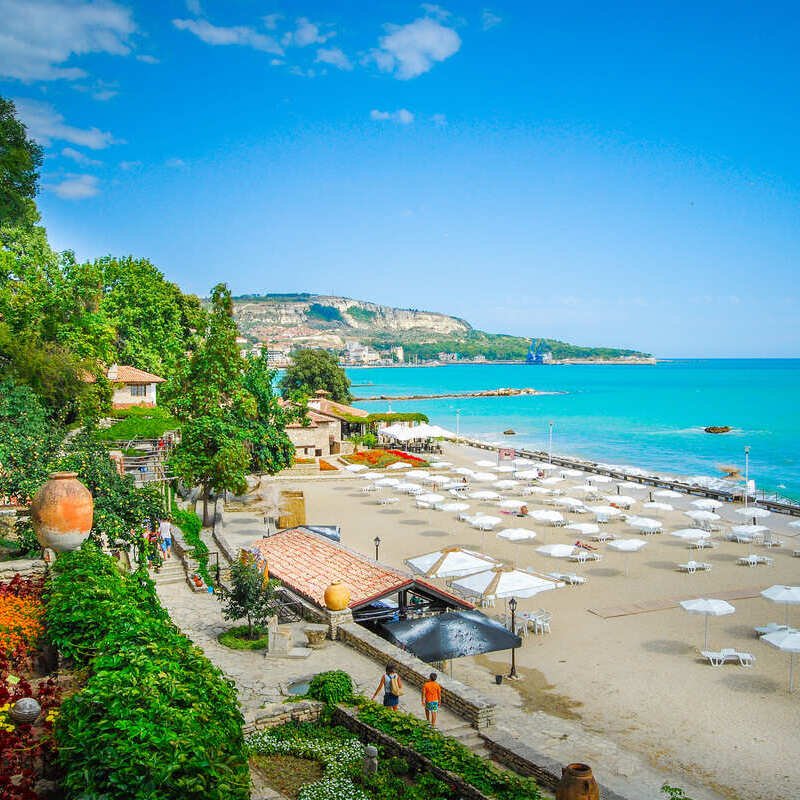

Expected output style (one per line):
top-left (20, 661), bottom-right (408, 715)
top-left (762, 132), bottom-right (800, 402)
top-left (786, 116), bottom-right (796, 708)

top-left (371, 663), bottom-right (403, 710)
top-left (421, 672), bottom-right (442, 727)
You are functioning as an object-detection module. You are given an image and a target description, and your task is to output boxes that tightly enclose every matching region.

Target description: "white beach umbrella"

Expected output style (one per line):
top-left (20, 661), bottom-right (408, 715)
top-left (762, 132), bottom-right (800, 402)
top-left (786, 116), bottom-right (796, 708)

top-left (761, 585), bottom-right (800, 627)
top-left (388, 461), bottom-right (408, 470)
top-left (376, 496), bottom-right (399, 506)
top-left (395, 482), bottom-right (424, 494)
top-left (494, 479), bottom-right (519, 490)
top-left (429, 461), bottom-right (452, 469)
top-left (498, 499), bottom-right (527, 511)
top-left (496, 465), bottom-right (517, 473)
top-left (417, 493), bottom-right (444, 504)
top-left (515, 469), bottom-right (541, 480)
top-left (734, 506), bottom-right (772, 522)
top-left (685, 510), bottom-right (720, 523)
top-left (607, 538), bottom-right (648, 575)
top-left (406, 469), bottom-right (430, 479)
top-left (540, 476), bottom-right (564, 486)
top-left (497, 528), bottom-right (537, 542)
top-left (560, 468), bottom-right (585, 478)
top-left (554, 496), bottom-right (586, 511)
top-left (617, 481), bottom-right (649, 492)
top-left (452, 467), bottom-right (476, 476)
top-left (679, 598), bottom-right (735, 649)
top-left (762, 629), bottom-right (800, 692)
top-left (603, 494), bottom-right (636, 508)
top-left (789, 520), bottom-right (800, 529)
top-left (375, 477), bottom-right (401, 487)
top-left (345, 463), bottom-right (369, 473)
top-left (566, 522), bottom-right (600, 536)
top-left (514, 457), bottom-right (534, 465)
top-left (472, 515), bottom-right (502, 530)
top-left (586, 475), bottom-right (613, 485)
top-left (643, 502), bottom-right (674, 514)
top-left (587, 505), bottom-right (622, 522)
top-left (471, 471), bottom-right (498, 482)
top-left (475, 459), bottom-right (496, 468)
top-left (691, 498), bottom-right (724, 511)
top-left (570, 485), bottom-right (598, 496)
top-left (469, 490), bottom-right (503, 501)
top-left (731, 524), bottom-right (770, 536)
top-left (406, 547), bottom-right (498, 579)
top-left (533, 462), bottom-right (560, 472)
top-left (537, 543), bottom-right (578, 559)
top-left (363, 472), bottom-right (386, 480)
top-left (452, 566), bottom-right (557, 600)
top-left (437, 501), bottom-right (470, 513)
top-left (523, 486), bottom-right (557, 496)
top-left (528, 509), bottom-right (565, 526)
top-left (627, 516), bottom-right (662, 534)
top-left (654, 489), bottom-right (683, 499)
top-left (670, 529), bottom-right (711, 542)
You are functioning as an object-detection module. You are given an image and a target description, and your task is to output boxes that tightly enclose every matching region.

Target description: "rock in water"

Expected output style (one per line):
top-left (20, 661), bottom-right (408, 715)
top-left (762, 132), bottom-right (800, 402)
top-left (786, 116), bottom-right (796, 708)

top-left (704, 426), bottom-right (732, 434)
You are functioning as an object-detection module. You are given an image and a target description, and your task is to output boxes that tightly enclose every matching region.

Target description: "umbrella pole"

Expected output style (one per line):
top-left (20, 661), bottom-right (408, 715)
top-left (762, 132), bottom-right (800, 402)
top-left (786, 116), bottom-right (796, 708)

top-left (704, 616), bottom-right (709, 650)
top-left (790, 654), bottom-right (795, 694)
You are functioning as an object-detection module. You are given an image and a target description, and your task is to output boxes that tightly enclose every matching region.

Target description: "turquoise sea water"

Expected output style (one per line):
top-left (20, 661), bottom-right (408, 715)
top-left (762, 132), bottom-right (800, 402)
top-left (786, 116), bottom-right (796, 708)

top-left (347, 360), bottom-right (800, 501)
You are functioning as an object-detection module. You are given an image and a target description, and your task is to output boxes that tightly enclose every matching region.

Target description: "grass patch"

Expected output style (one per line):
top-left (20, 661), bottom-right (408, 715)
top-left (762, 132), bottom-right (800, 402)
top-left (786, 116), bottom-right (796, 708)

top-left (96, 406), bottom-right (178, 441)
top-left (250, 754), bottom-right (324, 799)
top-left (218, 625), bottom-right (269, 650)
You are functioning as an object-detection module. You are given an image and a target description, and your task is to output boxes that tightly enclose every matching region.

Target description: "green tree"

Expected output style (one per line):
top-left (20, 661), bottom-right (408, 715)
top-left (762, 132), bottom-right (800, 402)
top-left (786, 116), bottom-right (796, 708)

top-left (241, 352), bottom-right (295, 476)
top-left (279, 348), bottom-right (352, 403)
top-left (219, 556), bottom-right (280, 639)
top-left (169, 283), bottom-right (254, 525)
top-left (0, 96), bottom-right (43, 228)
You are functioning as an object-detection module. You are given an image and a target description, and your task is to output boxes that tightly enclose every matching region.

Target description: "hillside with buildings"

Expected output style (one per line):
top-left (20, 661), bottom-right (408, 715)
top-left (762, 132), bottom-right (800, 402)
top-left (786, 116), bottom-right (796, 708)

top-left (232, 293), bottom-right (652, 366)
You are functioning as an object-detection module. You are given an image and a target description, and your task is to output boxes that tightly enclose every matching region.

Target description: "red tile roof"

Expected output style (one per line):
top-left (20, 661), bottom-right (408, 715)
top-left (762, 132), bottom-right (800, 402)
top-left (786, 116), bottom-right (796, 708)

top-left (253, 527), bottom-right (412, 609)
top-left (310, 397), bottom-right (370, 420)
top-left (112, 365), bottom-right (165, 383)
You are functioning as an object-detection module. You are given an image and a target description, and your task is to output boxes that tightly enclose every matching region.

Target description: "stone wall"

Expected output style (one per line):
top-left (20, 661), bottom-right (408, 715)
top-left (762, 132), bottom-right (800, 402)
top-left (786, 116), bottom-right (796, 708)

top-left (243, 700), bottom-right (324, 735)
top-left (330, 706), bottom-right (494, 800)
top-left (0, 558), bottom-right (47, 583)
top-left (337, 622), bottom-right (496, 729)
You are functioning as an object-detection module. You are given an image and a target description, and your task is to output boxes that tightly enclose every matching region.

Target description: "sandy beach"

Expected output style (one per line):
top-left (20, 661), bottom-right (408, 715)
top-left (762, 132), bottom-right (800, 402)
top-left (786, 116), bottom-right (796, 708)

top-left (252, 441), bottom-right (800, 800)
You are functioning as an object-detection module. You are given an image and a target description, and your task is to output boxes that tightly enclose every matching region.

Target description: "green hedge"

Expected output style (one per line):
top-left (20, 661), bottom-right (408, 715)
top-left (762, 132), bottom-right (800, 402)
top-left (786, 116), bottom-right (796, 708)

top-left (172, 508), bottom-right (212, 586)
top-left (356, 700), bottom-right (541, 800)
top-left (45, 542), bottom-right (248, 800)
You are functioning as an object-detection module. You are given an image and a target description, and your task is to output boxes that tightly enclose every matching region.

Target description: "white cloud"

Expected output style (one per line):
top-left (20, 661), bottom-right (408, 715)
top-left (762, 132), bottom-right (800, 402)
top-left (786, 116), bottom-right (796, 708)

top-left (0, 0), bottom-right (135, 82)
top-left (49, 173), bottom-right (100, 199)
top-left (137, 54), bottom-right (159, 64)
top-left (263, 14), bottom-right (282, 30)
top-left (172, 18), bottom-right (283, 54)
top-left (481, 9), bottom-right (502, 30)
top-left (370, 16), bottom-right (461, 79)
top-left (282, 18), bottom-right (335, 48)
top-left (61, 147), bottom-right (101, 166)
top-left (432, 113), bottom-right (447, 126)
top-left (421, 4), bottom-right (451, 21)
top-left (165, 157), bottom-right (187, 168)
top-left (370, 108), bottom-right (414, 124)
top-left (119, 160), bottom-right (142, 170)
top-left (185, 0), bottom-right (202, 14)
top-left (14, 98), bottom-right (118, 149)
top-left (315, 47), bottom-right (352, 71)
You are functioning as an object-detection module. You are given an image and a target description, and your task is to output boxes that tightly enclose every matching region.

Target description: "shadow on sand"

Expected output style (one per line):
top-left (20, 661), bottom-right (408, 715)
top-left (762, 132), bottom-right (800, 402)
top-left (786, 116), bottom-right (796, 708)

top-left (642, 639), bottom-right (695, 655)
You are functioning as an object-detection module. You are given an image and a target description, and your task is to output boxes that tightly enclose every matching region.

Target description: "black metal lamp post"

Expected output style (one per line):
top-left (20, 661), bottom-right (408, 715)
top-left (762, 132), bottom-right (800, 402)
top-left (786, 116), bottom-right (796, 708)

top-left (374, 536), bottom-right (381, 561)
top-left (508, 597), bottom-right (518, 679)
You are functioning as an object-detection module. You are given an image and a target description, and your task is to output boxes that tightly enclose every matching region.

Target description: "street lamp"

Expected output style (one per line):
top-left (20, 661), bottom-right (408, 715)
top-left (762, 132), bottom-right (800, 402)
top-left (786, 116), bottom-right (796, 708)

top-left (508, 597), bottom-right (518, 679)
top-left (744, 446), bottom-right (751, 509)
top-left (548, 421), bottom-right (554, 464)
top-left (374, 536), bottom-right (381, 561)
top-left (456, 409), bottom-right (462, 440)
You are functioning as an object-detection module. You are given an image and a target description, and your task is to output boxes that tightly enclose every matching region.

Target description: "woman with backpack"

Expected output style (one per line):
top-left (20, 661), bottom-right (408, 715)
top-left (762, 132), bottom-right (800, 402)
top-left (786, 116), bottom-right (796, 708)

top-left (371, 663), bottom-right (403, 710)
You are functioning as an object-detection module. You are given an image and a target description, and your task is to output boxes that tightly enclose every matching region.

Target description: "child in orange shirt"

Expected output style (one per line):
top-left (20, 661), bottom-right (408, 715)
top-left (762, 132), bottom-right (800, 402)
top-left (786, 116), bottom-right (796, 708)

top-left (421, 672), bottom-right (442, 726)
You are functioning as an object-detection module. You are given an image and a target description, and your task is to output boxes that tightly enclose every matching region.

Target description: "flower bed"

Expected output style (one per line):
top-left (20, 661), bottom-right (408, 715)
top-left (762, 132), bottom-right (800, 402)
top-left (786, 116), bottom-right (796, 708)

top-left (0, 575), bottom-right (44, 663)
top-left (46, 541), bottom-right (249, 800)
top-left (343, 450), bottom-right (428, 470)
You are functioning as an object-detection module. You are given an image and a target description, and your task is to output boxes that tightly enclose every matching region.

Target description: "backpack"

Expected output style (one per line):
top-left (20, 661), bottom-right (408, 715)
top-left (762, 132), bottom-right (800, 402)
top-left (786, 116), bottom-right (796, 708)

top-left (389, 673), bottom-right (403, 696)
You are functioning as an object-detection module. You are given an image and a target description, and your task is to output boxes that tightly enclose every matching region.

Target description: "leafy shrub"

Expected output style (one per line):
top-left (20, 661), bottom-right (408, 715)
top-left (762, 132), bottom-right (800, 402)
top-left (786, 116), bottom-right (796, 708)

top-left (219, 557), bottom-right (280, 639)
top-left (356, 700), bottom-right (541, 800)
top-left (47, 542), bottom-right (249, 800)
top-left (172, 508), bottom-right (212, 586)
top-left (346, 306), bottom-right (377, 323)
top-left (219, 624), bottom-right (269, 650)
top-left (307, 670), bottom-right (354, 705)
top-left (307, 303), bottom-right (344, 323)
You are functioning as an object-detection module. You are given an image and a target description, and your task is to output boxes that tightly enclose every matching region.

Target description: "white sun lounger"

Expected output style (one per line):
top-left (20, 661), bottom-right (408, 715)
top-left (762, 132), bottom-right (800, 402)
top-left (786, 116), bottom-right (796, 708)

top-left (569, 550), bottom-right (601, 563)
top-left (677, 561), bottom-right (712, 573)
top-left (547, 571), bottom-right (587, 585)
top-left (755, 623), bottom-right (797, 637)
top-left (700, 648), bottom-right (755, 667)
top-left (737, 554), bottom-right (774, 567)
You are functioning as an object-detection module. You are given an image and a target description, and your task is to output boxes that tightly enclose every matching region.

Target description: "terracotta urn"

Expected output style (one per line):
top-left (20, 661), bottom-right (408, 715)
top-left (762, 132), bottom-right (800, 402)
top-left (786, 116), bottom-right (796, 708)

top-left (556, 763), bottom-right (599, 800)
top-left (323, 580), bottom-right (351, 611)
top-left (30, 472), bottom-right (93, 553)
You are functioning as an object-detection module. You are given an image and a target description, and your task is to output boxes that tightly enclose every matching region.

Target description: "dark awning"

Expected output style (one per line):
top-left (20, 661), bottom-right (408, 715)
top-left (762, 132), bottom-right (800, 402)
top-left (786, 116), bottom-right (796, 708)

top-left (382, 610), bottom-right (521, 662)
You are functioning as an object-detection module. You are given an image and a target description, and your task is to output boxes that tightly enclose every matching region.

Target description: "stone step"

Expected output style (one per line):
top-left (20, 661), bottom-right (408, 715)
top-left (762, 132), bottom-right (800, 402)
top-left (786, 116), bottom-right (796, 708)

top-left (156, 574), bottom-right (189, 586)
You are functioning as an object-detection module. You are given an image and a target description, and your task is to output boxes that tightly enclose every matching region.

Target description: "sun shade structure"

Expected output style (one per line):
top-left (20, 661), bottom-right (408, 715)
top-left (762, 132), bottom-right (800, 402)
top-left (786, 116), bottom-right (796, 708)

top-left (437, 501), bottom-right (470, 512)
top-left (604, 495), bottom-right (637, 508)
top-left (731, 524), bottom-right (770, 536)
top-left (670, 529), bottom-right (711, 541)
top-left (654, 489), bottom-right (683, 499)
top-left (475, 459), bottom-right (496, 467)
top-left (452, 566), bottom-right (559, 600)
top-left (734, 506), bottom-right (771, 519)
top-left (499, 499), bottom-right (527, 510)
top-left (685, 510), bottom-right (720, 522)
top-left (761, 585), bottom-right (800, 627)
top-left (762, 629), bottom-right (800, 692)
top-left (607, 538), bottom-right (647, 575)
top-left (691, 498), bottom-right (723, 510)
top-left (468, 490), bottom-right (502, 500)
top-left (375, 477), bottom-right (401, 487)
top-left (406, 547), bottom-right (498, 579)
top-left (382, 610), bottom-right (521, 663)
top-left (345, 464), bottom-right (368, 473)
top-left (528, 509), bottom-right (565, 525)
top-left (680, 598), bottom-right (735, 649)
top-left (496, 528), bottom-right (537, 542)
top-left (566, 522), bottom-right (600, 536)
top-left (643, 502), bottom-right (674, 513)
top-left (537, 543), bottom-right (578, 558)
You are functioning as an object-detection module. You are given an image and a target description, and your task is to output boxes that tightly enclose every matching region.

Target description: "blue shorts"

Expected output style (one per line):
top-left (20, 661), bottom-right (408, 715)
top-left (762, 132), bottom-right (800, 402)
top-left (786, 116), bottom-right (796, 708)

top-left (383, 693), bottom-right (399, 707)
top-left (425, 701), bottom-right (439, 712)
top-left (161, 538), bottom-right (171, 548)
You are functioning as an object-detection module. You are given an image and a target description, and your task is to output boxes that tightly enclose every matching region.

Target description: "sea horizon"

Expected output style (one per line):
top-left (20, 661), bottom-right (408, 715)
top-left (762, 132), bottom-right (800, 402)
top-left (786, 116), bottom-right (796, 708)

top-left (347, 358), bottom-right (800, 501)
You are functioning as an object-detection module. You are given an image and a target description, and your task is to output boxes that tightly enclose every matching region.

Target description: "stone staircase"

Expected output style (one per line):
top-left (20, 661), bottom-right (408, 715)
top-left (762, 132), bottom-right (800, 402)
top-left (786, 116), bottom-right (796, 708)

top-left (439, 720), bottom-right (492, 760)
top-left (152, 558), bottom-right (188, 587)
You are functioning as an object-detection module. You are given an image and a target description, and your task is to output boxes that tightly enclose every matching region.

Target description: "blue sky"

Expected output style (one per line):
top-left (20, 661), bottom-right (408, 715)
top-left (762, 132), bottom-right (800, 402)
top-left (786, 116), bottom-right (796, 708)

top-left (2, 1), bottom-right (799, 357)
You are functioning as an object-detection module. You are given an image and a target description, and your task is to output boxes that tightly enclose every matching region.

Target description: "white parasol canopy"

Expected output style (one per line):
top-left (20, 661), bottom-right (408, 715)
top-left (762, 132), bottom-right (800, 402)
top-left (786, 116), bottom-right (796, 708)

top-left (734, 506), bottom-right (771, 519)
top-left (627, 516), bottom-right (662, 533)
top-left (691, 498), bottom-right (723, 511)
top-left (452, 566), bottom-right (558, 600)
top-left (375, 477), bottom-right (401, 487)
top-left (762, 629), bottom-right (800, 692)
top-left (515, 469), bottom-right (542, 480)
top-left (604, 495), bottom-right (637, 508)
top-left (388, 461), bottom-right (409, 470)
top-left (680, 598), bottom-right (735, 649)
top-left (560, 468), bottom-right (585, 478)
top-left (429, 461), bottom-right (452, 468)
top-left (554, 496), bottom-right (586, 510)
top-left (417, 493), bottom-right (444, 504)
top-left (685, 510), bottom-right (720, 522)
top-left (475, 459), bottom-right (496, 467)
top-left (761, 585), bottom-right (800, 627)
top-left (654, 489), bottom-right (683, 499)
top-left (406, 469), bottom-right (430, 479)
top-left (643, 502), bottom-right (674, 513)
top-left (731, 524), bottom-right (770, 536)
top-left (472, 471), bottom-right (498, 482)
top-left (363, 472), bottom-right (386, 480)
top-left (537, 543), bottom-right (578, 558)
top-left (607, 538), bottom-right (647, 575)
top-left (497, 528), bottom-right (537, 542)
top-left (586, 475), bottom-right (613, 484)
top-left (565, 522), bottom-right (600, 536)
top-left (345, 463), bottom-right (369, 473)
top-left (494, 479), bottom-right (519, 490)
top-left (406, 547), bottom-right (498, 579)
top-left (469, 490), bottom-right (503, 501)
top-left (499, 499), bottom-right (527, 510)
top-left (670, 529), bottom-right (710, 542)
top-left (437, 501), bottom-right (470, 513)
top-left (528, 509), bottom-right (565, 525)
top-left (452, 467), bottom-right (475, 476)
top-left (587, 505), bottom-right (622, 521)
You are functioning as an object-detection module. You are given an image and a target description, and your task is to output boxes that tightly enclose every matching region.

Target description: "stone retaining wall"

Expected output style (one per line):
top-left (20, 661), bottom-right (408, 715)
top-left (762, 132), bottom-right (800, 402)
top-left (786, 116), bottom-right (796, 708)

top-left (0, 558), bottom-right (47, 582)
top-left (242, 700), bottom-right (324, 735)
top-left (337, 622), bottom-right (496, 729)
top-left (330, 706), bottom-right (494, 800)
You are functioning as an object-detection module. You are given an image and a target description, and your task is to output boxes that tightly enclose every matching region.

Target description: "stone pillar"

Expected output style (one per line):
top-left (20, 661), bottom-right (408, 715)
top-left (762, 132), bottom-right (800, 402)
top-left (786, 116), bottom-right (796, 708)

top-left (325, 608), bottom-right (354, 640)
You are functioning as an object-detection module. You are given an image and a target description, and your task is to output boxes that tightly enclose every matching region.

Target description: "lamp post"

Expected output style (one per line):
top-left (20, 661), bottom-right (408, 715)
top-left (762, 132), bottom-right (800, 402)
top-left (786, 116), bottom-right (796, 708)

top-left (744, 446), bottom-right (751, 509)
top-left (508, 597), bottom-right (518, 679)
top-left (548, 421), bottom-right (554, 464)
top-left (456, 409), bottom-right (461, 441)
top-left (374, 536), bottom-right (381, 561)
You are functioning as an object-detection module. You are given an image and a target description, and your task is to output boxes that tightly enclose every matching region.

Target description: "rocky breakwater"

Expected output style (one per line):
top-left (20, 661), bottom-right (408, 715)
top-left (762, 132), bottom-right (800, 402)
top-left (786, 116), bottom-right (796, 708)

top-left (354, 387), bottom-right (564, 401)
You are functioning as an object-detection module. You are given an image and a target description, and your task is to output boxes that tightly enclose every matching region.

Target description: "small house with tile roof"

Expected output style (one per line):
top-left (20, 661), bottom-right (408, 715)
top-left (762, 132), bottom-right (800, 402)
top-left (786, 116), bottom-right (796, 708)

top-left (307, 391), bottom-right (371, 438)
top-left (285, 408), bottom-right (342, 458)
top-left (106, 364), bottom-right (165, 409)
